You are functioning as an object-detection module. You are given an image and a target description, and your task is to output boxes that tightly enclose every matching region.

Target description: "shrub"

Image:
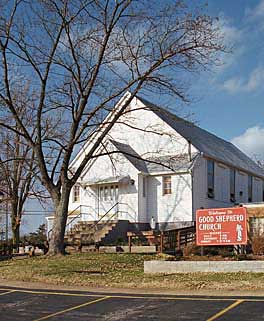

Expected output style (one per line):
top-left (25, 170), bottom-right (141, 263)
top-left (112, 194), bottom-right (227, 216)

top-left (218, 246), bottom-right (234, 258)
top-left (183, 243), bottom-right (201, 256)
top-left (251, 231), bottom-right (264, 255)
top-left (204, 247), bottom-right (219, 256)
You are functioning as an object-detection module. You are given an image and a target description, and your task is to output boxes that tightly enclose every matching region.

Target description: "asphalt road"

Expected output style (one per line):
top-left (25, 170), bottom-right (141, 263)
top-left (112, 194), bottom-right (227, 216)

top-left (0, 286), bottom-right (263, 320)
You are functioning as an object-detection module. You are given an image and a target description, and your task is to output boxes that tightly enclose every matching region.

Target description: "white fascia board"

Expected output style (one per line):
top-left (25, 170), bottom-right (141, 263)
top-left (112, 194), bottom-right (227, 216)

top-left (148, 170), bottom-right (190, 176)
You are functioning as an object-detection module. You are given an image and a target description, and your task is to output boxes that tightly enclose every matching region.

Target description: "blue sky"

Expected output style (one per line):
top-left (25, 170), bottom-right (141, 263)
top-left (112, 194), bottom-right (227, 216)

top-left (188, 0), bottom-right (264, 161)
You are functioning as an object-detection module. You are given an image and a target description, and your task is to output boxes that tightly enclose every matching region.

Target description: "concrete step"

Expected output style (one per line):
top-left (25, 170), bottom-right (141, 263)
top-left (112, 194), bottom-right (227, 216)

top-left (64, 220), bottom-right (129, 247)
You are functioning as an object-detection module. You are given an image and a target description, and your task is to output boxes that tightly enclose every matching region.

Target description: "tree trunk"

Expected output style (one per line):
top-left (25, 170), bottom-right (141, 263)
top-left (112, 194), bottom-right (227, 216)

top-left (12, 224), bottom-right (20, 253)
top-left (48, 188), bottom-right (71, 256)
top-left (11, 204), bottom-right (20, 253)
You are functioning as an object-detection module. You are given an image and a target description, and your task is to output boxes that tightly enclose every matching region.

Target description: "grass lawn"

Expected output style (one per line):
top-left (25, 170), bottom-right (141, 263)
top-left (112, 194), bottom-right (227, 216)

top-left (1, 253), bottom-right (264, 291)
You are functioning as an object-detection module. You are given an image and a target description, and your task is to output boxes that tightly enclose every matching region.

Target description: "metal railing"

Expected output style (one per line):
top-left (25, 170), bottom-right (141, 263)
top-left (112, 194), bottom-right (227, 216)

top-left (47, 205), bottom-right (87, 240)
top-left (79, 202), bottom-right (120, 235)
top-left (48, 203), bottom-right (120, 241)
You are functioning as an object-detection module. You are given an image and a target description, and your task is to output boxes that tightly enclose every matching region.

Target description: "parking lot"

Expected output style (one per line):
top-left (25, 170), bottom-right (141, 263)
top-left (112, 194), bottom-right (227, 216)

top-left (0, 286), bottom-right (263, 320)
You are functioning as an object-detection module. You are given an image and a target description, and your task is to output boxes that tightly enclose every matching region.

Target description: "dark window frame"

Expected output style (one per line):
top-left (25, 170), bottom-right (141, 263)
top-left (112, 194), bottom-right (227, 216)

top-left (207, 160), bottom-right (215, 199)
top-left (248, 175), bottom-right (253, 202)
top-left (230, 168), bottom-right (236, 202)
top-left (142, 177), bottom-right (146, 197)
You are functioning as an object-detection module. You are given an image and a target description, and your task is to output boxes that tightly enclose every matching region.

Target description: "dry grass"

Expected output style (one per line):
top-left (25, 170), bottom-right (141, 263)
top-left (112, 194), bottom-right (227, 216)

top-left (0, 253), bottom-right (264, 291)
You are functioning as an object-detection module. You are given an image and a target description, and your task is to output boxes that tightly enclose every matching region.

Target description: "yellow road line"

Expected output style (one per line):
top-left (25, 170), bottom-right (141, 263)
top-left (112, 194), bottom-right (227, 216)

top-left (0, 288), bottom-right (264, 302)
top-left (0, 288), bottom-right (237, 301)
top-left (14, 289), bottom-right (101, 297)
top-left (34, 296), bottom-right (110, 321)
top-left (110, 295), bottom-right (236, 301)
top-left (0, 290), bottom-right (16, 296)
top-left (206, 299), bottom-right (245, 321)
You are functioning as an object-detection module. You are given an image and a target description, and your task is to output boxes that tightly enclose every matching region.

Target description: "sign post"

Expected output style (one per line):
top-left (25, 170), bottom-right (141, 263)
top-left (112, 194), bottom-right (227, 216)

top-left (196, 207), bottom-right (247, 246)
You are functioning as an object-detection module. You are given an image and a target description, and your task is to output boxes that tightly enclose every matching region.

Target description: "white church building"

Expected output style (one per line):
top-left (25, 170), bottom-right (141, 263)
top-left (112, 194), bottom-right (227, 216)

top-left (46, 93), bottom-right (264, 233)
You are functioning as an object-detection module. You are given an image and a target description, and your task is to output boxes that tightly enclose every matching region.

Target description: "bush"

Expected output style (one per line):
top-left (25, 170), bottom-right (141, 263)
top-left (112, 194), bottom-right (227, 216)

top-left (183, 243), bottom-right (201, 256)
top-left (204, 247), bottom-right (219, 256)
top-left (251, 231), bottom-right (264, 255)
top-left (218, 246), bottom-right (234, 258)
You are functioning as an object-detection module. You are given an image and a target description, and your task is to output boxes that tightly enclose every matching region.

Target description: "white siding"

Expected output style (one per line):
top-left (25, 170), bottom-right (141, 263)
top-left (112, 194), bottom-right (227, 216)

top-left (192, 157), bottom-right (232, 211)
top-left (192, 156), bottom-right (207, 214)
top-left (69, 151), bottom-right (140, 222)
top-left (192, 157), bottom-right (264, 217)
top-left (236, 171), bottom-right (248, 203)
top-left (253, 177), bottom-right (262, 202)
top-left (71, 97), bottom-right (198, 170)
top-left (110, 98), bottom-right (198, 157)
top-left (67, 96), bottom-right (197, 224)
top-left (214, 163), bottom-right (230, 203)
top-left (147, 173), bottom-right (192, 223)
top-left (137, 175), bottom-right (148, 222)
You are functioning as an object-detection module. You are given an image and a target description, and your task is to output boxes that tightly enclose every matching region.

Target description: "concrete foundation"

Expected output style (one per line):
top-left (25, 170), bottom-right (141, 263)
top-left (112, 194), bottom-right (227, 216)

top-left (144, 260), bottom-right (264, 273)
top-left (66, 245), bottom-right (157, 254)
top-left (100, 245), bottom-right (156, 253)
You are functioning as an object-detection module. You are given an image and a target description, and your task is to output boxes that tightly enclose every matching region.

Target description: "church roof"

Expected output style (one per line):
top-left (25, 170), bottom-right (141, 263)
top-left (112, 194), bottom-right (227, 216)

top-left (110, 139), bottom-right (196, 174)
top-left (137, 96), bottom-right (264, 178)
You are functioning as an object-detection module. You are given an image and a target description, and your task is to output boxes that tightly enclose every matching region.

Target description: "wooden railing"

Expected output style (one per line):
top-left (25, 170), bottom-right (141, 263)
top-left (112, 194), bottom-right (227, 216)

top-left (161, 226), bottom-right (196, 252)
top-left (126, 226), bottom-right (196, 253)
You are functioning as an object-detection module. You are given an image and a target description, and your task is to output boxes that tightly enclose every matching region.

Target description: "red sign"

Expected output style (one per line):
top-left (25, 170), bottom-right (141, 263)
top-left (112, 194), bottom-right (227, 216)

top-left (196, 207), bottom-right (247, 246)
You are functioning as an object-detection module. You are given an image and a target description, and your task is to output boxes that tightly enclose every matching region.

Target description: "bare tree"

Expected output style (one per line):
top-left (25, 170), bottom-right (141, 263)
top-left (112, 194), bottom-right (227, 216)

top-left (0, 100), bottom-right (46, 251)
top-left (0, 0), bottom-right (225, 255)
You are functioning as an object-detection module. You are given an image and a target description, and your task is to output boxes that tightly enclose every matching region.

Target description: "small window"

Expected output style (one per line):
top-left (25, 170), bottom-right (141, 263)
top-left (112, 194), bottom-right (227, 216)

top-left (99, 185), bottom-right (118, 201)
top-left (230, 168), bottom-right (236, 202)
top-left (110, 185), bottom-right (114, 200)
top-left (110, 185), bottom-right (119, 201)
top-left (99, 186), bottom-right (104, 200)
top-left (163, 176), bottom-right (172, 195)
top-left (73, 185), bottom-right (80, 202)
top-left (248, 175), bottom-right (253, 202)
top-left (104, 186), bottom-right (109, 201)
top-left (114, 185), bottom-right (118, 201)
top-left (207, 160), bottom-right (214, 199)
top-left (143, 177), bottom-right (146, 197)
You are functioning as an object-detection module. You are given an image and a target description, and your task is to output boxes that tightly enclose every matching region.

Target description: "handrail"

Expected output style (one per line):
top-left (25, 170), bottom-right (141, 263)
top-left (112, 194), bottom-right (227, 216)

top-left (97, 209), bottom-right (119, 231)
top-left (86, 202), bottom-right (119, 232)
top-left (65, 206), bottom-right (83, 230)
top-left (78, 204), bottom-right (120, 244)
top-left (48, 204), bottom-right (84, 240)
top-left (48, 203), bottom-right (120, 241)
